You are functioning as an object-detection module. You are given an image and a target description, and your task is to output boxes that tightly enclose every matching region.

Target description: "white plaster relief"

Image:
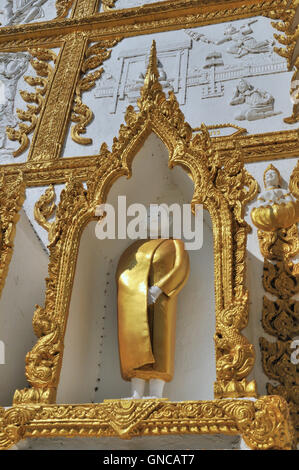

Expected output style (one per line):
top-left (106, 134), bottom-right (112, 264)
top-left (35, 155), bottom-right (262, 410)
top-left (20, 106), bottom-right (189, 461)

top-left (94, 18), bottom-right (288, 113)
top-left (61, 17), bottom-right (296, 158)
top-left (0, 0), bottom-right (56, 26)
top-left (230, 78), bottom-right (280, 121)
top-left (94, 39), bottom-right (191, 113)
top-left (0, 53), bottom-right (30, 159)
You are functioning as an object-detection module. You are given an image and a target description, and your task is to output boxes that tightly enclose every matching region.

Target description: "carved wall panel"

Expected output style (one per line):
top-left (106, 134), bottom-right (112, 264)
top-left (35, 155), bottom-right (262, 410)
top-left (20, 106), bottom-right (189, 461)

top-left (61, 15), bottom-right (297, 159)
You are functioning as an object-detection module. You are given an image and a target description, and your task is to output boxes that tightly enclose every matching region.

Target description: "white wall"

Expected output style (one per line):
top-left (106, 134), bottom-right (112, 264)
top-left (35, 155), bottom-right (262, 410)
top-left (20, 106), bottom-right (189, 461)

top-left (0, 209), bottom-right (48, 406)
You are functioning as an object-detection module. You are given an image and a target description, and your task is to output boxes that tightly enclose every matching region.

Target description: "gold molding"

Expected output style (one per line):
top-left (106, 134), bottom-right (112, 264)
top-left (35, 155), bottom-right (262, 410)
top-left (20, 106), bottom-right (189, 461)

top-left (0, 397), bottom-right (295, 450)
top-left (0, 128), bottom-right (297, 188)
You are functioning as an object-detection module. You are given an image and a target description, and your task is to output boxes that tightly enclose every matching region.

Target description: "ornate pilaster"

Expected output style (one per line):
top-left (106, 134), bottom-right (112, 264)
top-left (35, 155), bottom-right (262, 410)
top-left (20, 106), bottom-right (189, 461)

top-left (251, 164), bottom-right (299, 443)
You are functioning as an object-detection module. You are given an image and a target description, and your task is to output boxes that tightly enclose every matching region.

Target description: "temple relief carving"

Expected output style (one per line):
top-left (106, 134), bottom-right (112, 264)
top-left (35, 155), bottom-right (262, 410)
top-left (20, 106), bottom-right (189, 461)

top-left (94, 18), bottom-right (288, 120)
top-left (230, 79), bottom-right (280, 121)
top-left (0, 0), bottom-right (47, 26)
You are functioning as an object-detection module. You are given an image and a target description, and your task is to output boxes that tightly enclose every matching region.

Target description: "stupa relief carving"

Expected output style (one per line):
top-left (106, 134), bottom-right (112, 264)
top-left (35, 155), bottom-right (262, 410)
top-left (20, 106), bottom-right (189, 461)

top-left (0, 53), bottom-right (29, 156)
top-left (94, 18), bottom-right (287, 114)
top-left (94, 39), bottom-right (191, 113)
top-left (0, 0), bottom-right (47, 26)
top-left (230, 79), bottom-right (280, 121)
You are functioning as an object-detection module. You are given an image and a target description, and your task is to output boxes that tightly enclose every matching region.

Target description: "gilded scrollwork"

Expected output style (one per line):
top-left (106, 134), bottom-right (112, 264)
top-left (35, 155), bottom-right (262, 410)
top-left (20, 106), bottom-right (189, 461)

top-left (6, 48), bottom-right (57, 158)
top-left (71, 38), bottom-right (122, 145)
top-left (0, 171), bottom-right (26, 298)
top-left (0, 406), bottom-right (35, 450)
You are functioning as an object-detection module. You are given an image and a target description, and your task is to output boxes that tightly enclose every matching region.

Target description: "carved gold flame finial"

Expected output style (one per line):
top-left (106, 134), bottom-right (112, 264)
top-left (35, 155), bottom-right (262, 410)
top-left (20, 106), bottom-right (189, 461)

top-left (145, 40), bottom-right (159, 85)
top-left (137, 40), bottom-right (163, 112)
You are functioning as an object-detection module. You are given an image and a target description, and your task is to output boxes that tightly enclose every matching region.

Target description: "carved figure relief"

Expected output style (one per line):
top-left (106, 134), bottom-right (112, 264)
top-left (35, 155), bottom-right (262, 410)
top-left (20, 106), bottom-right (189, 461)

top-left (213, 20), bottom-right (274, 58)
top-left (0, 0), bottom-right (47, 26)
top-left (0, 53), bottom-right (29, 157)
top-left (230, 79), bottom-right (280, 121)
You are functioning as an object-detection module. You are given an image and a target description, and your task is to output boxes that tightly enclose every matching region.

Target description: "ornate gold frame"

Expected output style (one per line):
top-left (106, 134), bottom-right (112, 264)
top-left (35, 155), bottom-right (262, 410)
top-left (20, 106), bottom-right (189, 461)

top-left (0, 0), bottom-right (297, 450)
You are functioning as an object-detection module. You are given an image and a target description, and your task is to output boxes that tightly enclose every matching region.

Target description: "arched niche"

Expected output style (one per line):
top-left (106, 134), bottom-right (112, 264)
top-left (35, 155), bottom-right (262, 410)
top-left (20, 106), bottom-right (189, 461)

top-left (57, 133), bottom-right (216, 403)
top-left (13, 43), bottom-right (257, 406)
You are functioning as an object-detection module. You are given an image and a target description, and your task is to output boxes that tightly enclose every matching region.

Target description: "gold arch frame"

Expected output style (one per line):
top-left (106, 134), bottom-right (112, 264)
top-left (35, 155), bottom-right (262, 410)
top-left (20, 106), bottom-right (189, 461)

top-left (0, 41), bottom-right (295, 451)
top-left (14, 41), bottom-right (258, 405)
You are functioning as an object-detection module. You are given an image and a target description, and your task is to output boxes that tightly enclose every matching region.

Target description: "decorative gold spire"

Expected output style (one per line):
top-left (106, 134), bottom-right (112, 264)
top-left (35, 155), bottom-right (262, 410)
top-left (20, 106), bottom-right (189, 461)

top-left (138, 40), bottom-right (163, 111)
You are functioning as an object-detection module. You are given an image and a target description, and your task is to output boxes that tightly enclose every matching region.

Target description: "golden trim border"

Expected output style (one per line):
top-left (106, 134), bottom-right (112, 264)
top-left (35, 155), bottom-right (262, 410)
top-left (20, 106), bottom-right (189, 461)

top-left (0, 397), bottom-right (295, 450)
top-left (0, 0), bottom-right (290, 48)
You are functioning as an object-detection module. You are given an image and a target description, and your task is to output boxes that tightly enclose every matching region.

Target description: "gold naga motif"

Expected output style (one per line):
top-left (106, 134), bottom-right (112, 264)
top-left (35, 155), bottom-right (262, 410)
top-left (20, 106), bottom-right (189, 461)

top-left (251, 164), bottom-right (299, 443)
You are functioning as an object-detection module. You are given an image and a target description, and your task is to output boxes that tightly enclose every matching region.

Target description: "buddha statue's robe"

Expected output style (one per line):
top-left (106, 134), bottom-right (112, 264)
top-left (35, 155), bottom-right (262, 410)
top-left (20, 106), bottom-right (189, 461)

top-left (116, 238), bottom-right (189, 382)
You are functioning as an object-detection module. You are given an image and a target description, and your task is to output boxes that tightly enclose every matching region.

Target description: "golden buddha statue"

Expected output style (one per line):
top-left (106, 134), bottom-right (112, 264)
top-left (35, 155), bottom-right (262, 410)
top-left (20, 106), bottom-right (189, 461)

top-left (116, 206), bottom-right (190, 399)
top-left (251, 164), bottom-right (299, 232)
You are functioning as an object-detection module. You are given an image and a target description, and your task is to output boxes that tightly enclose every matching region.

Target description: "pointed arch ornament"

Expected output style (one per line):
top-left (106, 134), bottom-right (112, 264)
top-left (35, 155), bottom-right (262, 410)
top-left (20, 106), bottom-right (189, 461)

top-left (0, 42), bottom-right (295, 450)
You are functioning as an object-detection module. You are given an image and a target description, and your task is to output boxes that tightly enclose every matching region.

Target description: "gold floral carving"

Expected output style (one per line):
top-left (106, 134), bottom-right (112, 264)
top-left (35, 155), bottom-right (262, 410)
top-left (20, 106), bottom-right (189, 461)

top-left (71, 38), bottom-right (122, 145)
top-left (13, 41), bottom-right (257, 406)
top-left (0, 172), bottom-right (26, 299)
top-left (0, 397), bottom-right (295, 450)
top-left (267, 0), bottom-right (299, 124)
top-left (6, 49), bottom-right (57, 158)
top-left (251, 164), bottom-right (299, 443)
top-left (55, 0), bottom-right (75, 18)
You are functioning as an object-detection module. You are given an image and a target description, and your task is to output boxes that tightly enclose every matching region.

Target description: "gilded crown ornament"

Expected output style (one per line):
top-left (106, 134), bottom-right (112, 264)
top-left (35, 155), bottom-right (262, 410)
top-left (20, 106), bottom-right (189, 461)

top-left (251, 164), bottom-right (299, 232)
